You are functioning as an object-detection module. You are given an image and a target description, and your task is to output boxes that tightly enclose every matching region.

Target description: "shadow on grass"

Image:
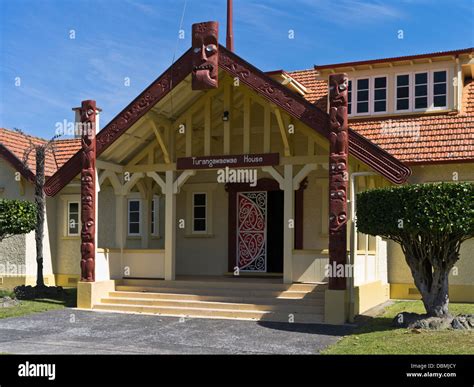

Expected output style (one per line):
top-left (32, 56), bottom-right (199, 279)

top-left (31, 288), bottom-right (77, 308)
top-left (1, 288), bottom-right (77, 308)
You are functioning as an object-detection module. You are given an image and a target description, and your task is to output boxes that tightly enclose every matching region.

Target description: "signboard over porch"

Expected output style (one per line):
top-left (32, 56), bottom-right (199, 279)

top-left (176, 153), bottom-right (279, 170)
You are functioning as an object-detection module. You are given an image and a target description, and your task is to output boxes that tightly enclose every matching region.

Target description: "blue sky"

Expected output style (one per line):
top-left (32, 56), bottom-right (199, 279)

top-left (0, 0), bottom-right (473, 139)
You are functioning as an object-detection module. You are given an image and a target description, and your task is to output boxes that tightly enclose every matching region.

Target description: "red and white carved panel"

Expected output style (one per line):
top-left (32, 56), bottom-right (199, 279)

top-left (236, 192), bottom-right (267, 272)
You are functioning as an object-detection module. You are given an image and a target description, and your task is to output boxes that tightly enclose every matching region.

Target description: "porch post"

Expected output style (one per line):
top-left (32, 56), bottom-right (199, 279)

top-left (283, 164), bottom-right (294, 284)
top-left (325, 73), bottom-right (349, 324)
top-left (115, 194), bottom-right (126, 249)
top-left (164, 170), bottom-right (176, 280)
top-left (77, 100), bottom-right (115, 309)
top-left (79, 100), bottom-right (97, 282)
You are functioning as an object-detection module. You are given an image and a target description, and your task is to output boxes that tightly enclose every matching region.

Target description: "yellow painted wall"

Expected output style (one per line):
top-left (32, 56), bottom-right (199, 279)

top-left (387, 163), bottom-right (474, 302)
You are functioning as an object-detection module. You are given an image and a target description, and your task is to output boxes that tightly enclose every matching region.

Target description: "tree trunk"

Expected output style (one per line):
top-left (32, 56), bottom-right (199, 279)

top-left (423, 268), bottom-right (450, 317)
top-left (404, 251), bottom-right (452, 318)
top-left (35, 147), bottom-right (45, 288)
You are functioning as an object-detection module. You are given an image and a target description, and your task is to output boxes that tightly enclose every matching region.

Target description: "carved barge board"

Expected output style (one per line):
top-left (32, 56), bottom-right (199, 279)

top-left (44, 44), bottom-right (410, 197)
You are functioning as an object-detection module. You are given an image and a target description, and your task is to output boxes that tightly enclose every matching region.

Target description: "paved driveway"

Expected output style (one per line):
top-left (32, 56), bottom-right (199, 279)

top-left (0, 309), bottom-right (353, 354)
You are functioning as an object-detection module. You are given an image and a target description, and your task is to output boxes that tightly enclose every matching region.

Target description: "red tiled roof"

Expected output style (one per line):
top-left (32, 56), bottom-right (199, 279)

top-left (288, 69), bottom-right (328, 111)
top-left (314, 47), bottom-right (474, 71)
top-left (288, 70), bottom-right (474, 165)
top-left (0, 128), bottom-right (81, 177)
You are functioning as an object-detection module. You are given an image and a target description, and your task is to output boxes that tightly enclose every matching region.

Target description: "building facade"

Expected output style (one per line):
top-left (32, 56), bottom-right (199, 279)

top-left (1, 27), bottom-right (472, 324)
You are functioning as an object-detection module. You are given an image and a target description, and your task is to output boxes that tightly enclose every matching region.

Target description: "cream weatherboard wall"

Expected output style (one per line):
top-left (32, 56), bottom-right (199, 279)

top-left (0, 159), bottom-right (55, 288)
top-left (388, 163), bottom-right (474, 302)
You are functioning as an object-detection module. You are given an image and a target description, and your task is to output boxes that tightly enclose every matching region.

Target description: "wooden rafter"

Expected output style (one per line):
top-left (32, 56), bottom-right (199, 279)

top-left (274, 107), bottom-right (291, 157)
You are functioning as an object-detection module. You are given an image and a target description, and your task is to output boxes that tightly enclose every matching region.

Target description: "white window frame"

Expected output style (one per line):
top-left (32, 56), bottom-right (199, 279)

top-left (395, 69), bottom-right (449, 113)
top-left (431, 69), bottom-right (448, 110)
top-left (67, 201), bottom-right (80, 237)
top-left (395, 73), bottom-right (412, 113)
top-left (354, 77), bottom-right (370, 116)
top-left (127, 198), bottom-right (142, 236)
top-left (372, 75), bottom-right (388, 114)
top-left (351, 75), bottom-right (388, 116)
top-left (192, 192), bottom-right (207, 234)
top-left (151, 195), bottom-right (160, 237)
top-left (413, 70), bottom-right (429, 112)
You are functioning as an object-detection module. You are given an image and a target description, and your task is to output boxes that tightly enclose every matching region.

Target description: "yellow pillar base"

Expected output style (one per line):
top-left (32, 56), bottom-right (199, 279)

top-left (77, 280), bottom-right (115, 309)
top-left (324, 289), bottom-right (348, 325)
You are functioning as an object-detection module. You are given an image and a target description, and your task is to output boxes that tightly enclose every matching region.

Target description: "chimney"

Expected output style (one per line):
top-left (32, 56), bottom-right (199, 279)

top-left (226, 0), bottom-right (234, 52)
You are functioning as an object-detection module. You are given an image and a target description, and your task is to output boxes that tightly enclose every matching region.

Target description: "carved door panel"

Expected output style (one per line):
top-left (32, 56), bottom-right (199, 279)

top-left (236, 192), bottom-right (267, 272)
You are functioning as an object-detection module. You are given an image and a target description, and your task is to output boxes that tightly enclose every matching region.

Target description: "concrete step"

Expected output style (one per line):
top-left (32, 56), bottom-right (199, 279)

top-left (93, 302), bottom-right (324, 324)
top-left (110, 290), bottom-right (324, 305)
top-left (101, 296), bottom-right (324, 314)
top-left (117, 278), bottom-right (326, 293)
top-left (114, 286), bottom-right (325, 300)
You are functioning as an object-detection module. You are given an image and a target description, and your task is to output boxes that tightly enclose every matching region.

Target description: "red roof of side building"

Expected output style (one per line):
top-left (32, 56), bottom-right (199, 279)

top-left (0, 128), bottom-right (81, 178)
top-left (313, 47), bottom-right (474, 71)
top-left (288, 71), bottom-right (474, 165)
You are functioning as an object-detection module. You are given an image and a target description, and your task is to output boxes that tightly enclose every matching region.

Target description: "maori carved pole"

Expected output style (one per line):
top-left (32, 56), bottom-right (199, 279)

top-left (328, 74), bottom-right (349, 290)
top-left (80, 100), bottom-right (97, 282)
top-left (192, 21), bottom-right (219, 90)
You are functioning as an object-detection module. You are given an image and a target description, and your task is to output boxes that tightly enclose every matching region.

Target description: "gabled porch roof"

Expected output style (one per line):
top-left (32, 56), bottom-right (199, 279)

top-left (44, 45), bottom-right (411, 196)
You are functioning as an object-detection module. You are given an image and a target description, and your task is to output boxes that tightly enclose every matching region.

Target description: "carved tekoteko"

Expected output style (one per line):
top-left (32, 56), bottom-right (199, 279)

top-left (192, 21), bottom-right (219, 90)
top-left (328, 74), bottom-right (349, 290)
top-left (80, 100), bottom-right (97, 282)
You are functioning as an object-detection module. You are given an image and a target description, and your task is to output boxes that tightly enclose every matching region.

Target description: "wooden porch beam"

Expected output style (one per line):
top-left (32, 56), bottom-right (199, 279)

top-left (146, 171), bottom-right (166, 194)
top-left (128, 163), bottom-right (176, 173)
top-left (204, 97), bottom-right (211, 155)
top-left (125, 141), bottom-right (158, 168)
top-left (261, 166), bottom-right (284, 189)
top-left (293, 163), bottom-right (317, 190)
top-left (263, 105), bottom-right (271, 153)
top-left (185, 114), bottom-right (192, 157)
top-left (243, 93), bottom-right (251, 153)
top-left (281, 155), bottom-right (326, 165)
top-left (96, 159), bottom-right (124, 173)
top-left (274, 108), bottom-right (291, 157)
top-left (149, 119), bottom-right (171, 164)
top-left (98, 169), bottom-right (122, 195)
top-left (223, 81), bottom-right (232, 154)
top-left (121, 172), bottom-right (144, 195)
top-left (173, 170), bottom-right (196, 194)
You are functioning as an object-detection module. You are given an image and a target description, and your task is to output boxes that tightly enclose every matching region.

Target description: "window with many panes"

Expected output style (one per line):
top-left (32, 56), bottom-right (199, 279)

top-left (192, 193), bottom-right (207, 233)
top-left (433, 70), bottom-right (447, 108)
top-left (67, 201), bottom-right (80, 236)
top-left (414, 72), bottom-right (428, 110)
top-left (396, 74), bottom-right (410, 111)
top-left (128, 199), bottom-right (141, 236)
top-left (373, 76), bottom-right (387, 113)
top-left (396, 70), bottom-right (448, 112)
top-left (356, 78), bottom-right (369, 114)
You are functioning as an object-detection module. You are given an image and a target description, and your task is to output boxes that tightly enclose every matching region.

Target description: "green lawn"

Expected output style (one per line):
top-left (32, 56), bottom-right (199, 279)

top-left (323, 301), bottom-right (474, 354)
top-left (0, 288), bottom-right (76, 320)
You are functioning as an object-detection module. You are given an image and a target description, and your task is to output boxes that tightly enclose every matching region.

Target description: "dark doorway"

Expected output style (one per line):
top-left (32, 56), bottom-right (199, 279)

top-left (266, 190), bottom-right (284, 273)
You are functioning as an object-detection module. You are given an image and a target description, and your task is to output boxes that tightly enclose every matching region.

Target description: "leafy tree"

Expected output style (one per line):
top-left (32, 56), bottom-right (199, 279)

top-left (356, 182), bottom-right (474, 318)
top-left (0, 199), bottom-right (37, 241)
top-left (18, 129), bottom-right (59, 288)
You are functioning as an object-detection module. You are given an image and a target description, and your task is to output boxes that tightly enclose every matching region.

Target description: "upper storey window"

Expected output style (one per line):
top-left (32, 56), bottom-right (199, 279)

top-left (351, 76), bottom-right (387, 116)
top-left (396, 70), bottom-right (448, 112)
